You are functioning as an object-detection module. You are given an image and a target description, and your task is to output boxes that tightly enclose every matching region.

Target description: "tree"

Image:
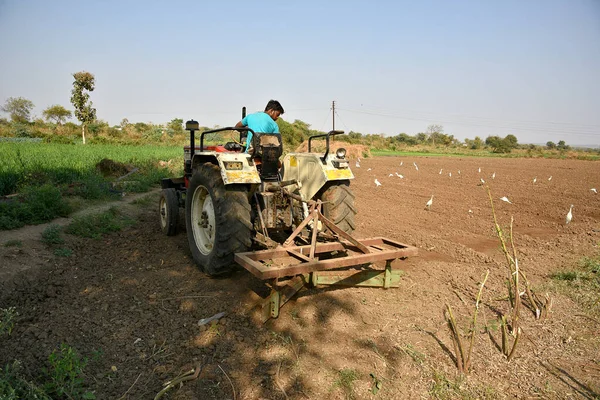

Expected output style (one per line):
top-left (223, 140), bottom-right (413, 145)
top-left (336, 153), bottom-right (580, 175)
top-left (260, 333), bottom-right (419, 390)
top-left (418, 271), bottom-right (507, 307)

top-left (557, 140), bottom-right (570, 151)
top-left (504, 134), bottom-right (518, 149)
top-left (1, 97), bottom-right (35, 123)
top-left (70, 71), bottom-right (97, 144)
top-left (426, 124), bottom-right (444, 146)
top-left (43, 105), bottom-right (72, 124)
top-left (546, 141), bottom-right (556, 149)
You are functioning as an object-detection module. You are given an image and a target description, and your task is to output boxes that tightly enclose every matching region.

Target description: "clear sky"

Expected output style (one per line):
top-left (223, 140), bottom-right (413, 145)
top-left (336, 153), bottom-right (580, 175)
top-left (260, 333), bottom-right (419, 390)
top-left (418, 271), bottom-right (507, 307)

top-left (1, 0), bottom-right (599, 145)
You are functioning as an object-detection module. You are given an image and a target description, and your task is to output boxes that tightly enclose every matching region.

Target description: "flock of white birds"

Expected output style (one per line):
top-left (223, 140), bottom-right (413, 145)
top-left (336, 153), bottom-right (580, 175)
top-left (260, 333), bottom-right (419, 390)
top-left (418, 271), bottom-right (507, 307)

top-left (353, 158), bottom-right (597, 225)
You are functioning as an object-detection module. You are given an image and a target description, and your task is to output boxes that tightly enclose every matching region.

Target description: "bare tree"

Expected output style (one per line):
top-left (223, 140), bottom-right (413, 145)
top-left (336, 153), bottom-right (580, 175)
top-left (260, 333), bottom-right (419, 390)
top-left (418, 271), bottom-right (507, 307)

top-left (426, 124), bottom-right (443, 146)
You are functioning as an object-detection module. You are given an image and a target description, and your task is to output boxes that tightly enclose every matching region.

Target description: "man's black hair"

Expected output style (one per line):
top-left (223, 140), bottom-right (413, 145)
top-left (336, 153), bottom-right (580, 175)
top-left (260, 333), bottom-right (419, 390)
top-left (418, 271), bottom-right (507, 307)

top-left (265, 100), bottom-right (284, 114)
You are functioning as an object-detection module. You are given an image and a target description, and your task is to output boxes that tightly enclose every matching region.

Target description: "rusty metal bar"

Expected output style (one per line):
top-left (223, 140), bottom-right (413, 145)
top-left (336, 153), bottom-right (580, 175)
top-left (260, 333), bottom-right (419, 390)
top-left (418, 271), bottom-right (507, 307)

top-left (259, 275), bottom-right (307, 323)
top-left (235, 238), bottom-right (418, 279)
top-left (311, 268), bottom-right (402, 288)
top-left (317, 210), bottom-right (370, 254)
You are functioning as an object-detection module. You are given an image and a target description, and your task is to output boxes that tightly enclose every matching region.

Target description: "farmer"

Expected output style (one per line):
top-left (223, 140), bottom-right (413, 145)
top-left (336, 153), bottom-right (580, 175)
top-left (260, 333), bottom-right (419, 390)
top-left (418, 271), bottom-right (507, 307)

top-left (235, 100), bottom-right (284, 153)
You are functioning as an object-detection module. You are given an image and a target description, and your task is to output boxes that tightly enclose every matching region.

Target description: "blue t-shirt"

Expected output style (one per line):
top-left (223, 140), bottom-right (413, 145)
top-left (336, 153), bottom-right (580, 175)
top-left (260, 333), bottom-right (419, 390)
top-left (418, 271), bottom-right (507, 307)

top-left (242, 112), bottom-right (280, 151)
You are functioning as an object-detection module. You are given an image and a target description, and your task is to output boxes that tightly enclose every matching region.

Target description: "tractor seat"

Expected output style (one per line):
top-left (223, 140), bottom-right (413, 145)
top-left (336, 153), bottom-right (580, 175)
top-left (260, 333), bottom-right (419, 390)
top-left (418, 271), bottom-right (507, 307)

top-left (252, 133), bottom-right (283, 181)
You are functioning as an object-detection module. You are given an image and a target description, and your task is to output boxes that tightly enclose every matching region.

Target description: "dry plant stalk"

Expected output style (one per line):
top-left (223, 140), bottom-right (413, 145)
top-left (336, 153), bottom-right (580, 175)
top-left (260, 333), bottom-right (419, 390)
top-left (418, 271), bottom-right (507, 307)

top-left (446, 270), bottom-right (489, 374)
top-left (486, 188), bottom-right (526, 360)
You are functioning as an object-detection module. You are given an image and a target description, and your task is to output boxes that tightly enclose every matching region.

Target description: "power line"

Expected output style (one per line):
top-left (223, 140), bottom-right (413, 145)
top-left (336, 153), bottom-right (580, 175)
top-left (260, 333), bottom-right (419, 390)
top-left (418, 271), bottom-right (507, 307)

top-left (336, 107), bottom-right (600, 137)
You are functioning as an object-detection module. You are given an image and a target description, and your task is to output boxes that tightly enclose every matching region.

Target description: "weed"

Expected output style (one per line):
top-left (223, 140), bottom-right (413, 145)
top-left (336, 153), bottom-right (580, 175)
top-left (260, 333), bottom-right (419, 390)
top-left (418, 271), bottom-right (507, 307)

top-left (332, 368), bottom-right (358, 400)
top-left (399, 343), bottom-right (426, 365)
top-left (0, 307), bottom-right (18, 337)
top-left (0, 184), bottom-right (71, 230)
top-left (41, 224), bottom-right (64, 245)
top-left (3, 239), bottom-right (22, 247)
top-left (0, 360), bottom-right (50, 400)
top-left (550, 255), bottom-right (600, 316)
top-left (429, 370), bottom-right (498, 399)
top-left (65, 207), bottom-right (132, 239)
top-left (54, 248), bottom-right (73, 257)
top-left (131, 193), bottom-right (154, 207)
top-left (43, 344), bottom-right (95, 399)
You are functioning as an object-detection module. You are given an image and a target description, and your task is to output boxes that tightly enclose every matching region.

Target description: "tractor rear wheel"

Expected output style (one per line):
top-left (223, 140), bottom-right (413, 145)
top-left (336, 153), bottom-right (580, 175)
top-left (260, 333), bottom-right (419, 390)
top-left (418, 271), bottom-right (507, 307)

top-left (185, 163), bottom-right (252, 276)
top-left (319, 181), bottom-right (357, 235)
top-left (159, 188), bottom-right (179, 236)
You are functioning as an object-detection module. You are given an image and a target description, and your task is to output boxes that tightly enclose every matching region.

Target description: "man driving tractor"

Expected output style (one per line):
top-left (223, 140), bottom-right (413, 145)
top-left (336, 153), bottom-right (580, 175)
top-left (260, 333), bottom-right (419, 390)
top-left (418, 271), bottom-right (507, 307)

top-left (235, 99), bottom-right (284, 153)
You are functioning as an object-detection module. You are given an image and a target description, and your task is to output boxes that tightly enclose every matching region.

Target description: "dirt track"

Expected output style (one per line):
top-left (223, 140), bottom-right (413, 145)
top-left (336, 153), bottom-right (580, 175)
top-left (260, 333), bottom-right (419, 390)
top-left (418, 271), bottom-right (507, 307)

top-left (1, 156), bottom-right (599, 399)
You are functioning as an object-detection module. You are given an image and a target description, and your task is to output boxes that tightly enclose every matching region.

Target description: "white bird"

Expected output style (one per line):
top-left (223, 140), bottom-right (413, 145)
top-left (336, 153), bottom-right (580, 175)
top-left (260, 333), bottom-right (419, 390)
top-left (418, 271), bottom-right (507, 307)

top-left (500, 196), bottom-right (512, 204)
top-left (458, 170), bottom-right (461, 175)
top-left (374, 179), bottom-right (382, 187)
top-left (480, 178), bottom-right (485, 184)
top-left (492, 172), bottom-right (496, 179)
top-left (400, 161), bottom-right (403, 166)
top-left (533, 177), bottom-right (537, 184)
top-left (358, 157), bottom-right (361, 163)
top-left (439, 168), bottom-right (443, 174)
top-left (566, 204), bottom-right (573, 224)
top-left (389, 173), bottom-right (394, 177)
top-left (468, 209), bottom-right (473, 214)
top-left (367, 168), bottom-right (372, 171)
top-left (448, 172), bottom-right (452, 177)
top-left (548, 176), bottom-right (552, 181)
top-left (355, 161), bottom-right (360, 168)
top-left (413, 162), bottom-right (419, 171)
top-left (395, 173), bottom-right (404, 179)
top-left (478, 167), bottom-right (481, 173)
top-left (591, 188), bottom-right (597, 194)
top-left (425, 195), bottom-right (434, 210)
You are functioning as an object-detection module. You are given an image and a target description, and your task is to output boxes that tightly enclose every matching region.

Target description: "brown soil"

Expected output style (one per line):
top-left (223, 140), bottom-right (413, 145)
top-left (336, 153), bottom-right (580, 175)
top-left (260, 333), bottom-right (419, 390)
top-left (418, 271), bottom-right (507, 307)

top-left (1, 156), bottom-right (599, 399)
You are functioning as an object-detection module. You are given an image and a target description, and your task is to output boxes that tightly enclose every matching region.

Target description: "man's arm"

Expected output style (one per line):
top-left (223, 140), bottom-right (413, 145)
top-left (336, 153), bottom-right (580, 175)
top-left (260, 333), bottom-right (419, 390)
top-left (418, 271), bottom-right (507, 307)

top-left (235, 121), bottom-right (244, 128)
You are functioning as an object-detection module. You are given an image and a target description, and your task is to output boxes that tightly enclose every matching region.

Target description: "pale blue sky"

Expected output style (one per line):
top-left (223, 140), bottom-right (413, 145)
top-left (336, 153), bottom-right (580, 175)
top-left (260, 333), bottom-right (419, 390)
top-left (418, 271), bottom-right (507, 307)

top-left (0, 0), bottom-right (599, 145)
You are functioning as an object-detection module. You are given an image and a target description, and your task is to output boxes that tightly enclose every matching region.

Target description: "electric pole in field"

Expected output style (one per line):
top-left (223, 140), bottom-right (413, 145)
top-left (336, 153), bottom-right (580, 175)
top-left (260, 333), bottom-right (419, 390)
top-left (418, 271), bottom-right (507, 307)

top-left (332, 100), bottom-right (335, 131)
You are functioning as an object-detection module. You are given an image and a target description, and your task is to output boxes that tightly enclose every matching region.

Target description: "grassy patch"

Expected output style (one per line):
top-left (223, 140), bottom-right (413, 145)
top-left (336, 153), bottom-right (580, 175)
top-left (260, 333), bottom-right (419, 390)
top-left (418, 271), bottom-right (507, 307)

top-left (332, 368), bottom-right (358, 399)
top-left (0, 361), bottom-right (50, 400)
top-left (65, 207), bottom-right (132, 239)
top-left (429, 370), bottom-right (498, 400)
top-left (550, 255), bottom-right (600, 315)
top-left (0, 185), bottom-right (72, 230)
top-left (3, 239), bottom-right (22, 247)
top-left (131, 193), bottom-right (156, 207)
top-left (41, 224), bottom-right (64, 245)
top-left (53, 248), bottom-right (73, 257)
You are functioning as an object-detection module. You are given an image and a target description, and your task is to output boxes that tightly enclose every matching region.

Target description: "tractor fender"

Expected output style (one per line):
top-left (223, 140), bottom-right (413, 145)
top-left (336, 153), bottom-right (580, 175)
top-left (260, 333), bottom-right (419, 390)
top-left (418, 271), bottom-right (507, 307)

top-left (282, 153), bottom-right (354, 201)
top-left (192, 152), bottom-right (261, 185)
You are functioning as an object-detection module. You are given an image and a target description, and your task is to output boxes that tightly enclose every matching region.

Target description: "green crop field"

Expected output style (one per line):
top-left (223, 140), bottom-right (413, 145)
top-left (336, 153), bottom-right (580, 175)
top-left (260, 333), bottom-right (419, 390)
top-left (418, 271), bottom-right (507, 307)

top-left (0, 142), bottom-right (183, 229)
top-left (0, 142), bottom-right (181, 196)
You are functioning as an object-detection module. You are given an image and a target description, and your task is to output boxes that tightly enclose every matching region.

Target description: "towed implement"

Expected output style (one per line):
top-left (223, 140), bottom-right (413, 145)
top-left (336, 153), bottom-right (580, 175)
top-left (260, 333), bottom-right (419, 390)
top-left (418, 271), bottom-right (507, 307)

top-left (159, 109), bottom-right (417, 321)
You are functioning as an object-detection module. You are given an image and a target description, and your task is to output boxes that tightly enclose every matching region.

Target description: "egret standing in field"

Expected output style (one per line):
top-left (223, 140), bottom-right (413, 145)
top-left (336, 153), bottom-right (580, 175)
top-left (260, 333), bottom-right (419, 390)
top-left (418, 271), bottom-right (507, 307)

top-left (478, 167), bottom-right (481, 173)
top-left (439, 168), bottom-right (443, 174)
top-left (395, 172), bottom-right (404, 178)
top-left (500, 196), bottom-right (512, 204)
top-left (448, 172), bottom-right (452, 177)
top-left (480, 178), bottom-right (485, 184)
top-left (591, 188), bottom-right (597, 194)
top-left (492, 172), bottom-right (496, 179)
top-left (548, 176), bottom-right (552, 181)
top-left (425, 195), bottom-right (434, 211)
top-left (355, 160), bottom-right (360, 168)
top-left (400, 161), bottom-right (403, 166)
top-left (566, 205), bottom-right (573, 224)
top-left (533, 177), bottom-right (537, 184)
top-left (413, 162), bottom-right (419, 171)
top-left (374, 179), bottom-right (382, 187)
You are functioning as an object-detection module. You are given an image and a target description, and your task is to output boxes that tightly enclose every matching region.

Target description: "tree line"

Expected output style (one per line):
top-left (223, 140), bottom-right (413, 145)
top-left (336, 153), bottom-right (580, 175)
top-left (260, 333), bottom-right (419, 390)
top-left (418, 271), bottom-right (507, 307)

top-left (0, 72), bottom-right (581, 154)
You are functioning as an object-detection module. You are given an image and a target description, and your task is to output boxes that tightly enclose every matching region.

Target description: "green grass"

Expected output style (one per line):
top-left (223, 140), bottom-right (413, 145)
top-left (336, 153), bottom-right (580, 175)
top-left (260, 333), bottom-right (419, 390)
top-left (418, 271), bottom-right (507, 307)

top-left (41, 224), bottom-right (64, 245)
top-left (65, 207), bottom-right (133, 239)
top-left (429, 370), bottom-right (498, 400)
top-left (53, 248), bottom-right (73, 257)
top-left (3, 239), bottom-right (22, 247)
top-left (332, 368), bottom-right (359, 400)
top-left (0, 142), bottom-right (182, 230)
top-left (550, 255), bottom-right (600, 316)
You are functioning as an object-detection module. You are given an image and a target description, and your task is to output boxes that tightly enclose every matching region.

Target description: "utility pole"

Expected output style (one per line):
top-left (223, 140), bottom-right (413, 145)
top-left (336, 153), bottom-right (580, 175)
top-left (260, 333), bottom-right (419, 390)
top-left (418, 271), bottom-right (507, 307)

top-left (332, 100), bottom-right (335, 131)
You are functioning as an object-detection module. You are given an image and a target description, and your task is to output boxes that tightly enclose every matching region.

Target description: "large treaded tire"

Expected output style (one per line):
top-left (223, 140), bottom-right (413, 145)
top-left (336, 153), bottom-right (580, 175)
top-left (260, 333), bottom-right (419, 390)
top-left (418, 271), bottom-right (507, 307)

top-left (159, 188), bottom-right (179, 236)
top-left (319, 181), bottom-right (357, 235)
top-left (185, 163), bottom-right (252, 276)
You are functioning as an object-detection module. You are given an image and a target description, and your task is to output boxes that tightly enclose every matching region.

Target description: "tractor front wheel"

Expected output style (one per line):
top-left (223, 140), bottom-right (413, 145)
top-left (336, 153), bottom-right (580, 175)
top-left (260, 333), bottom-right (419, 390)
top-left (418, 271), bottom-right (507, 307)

top-left (185, 163), bottom-right (252, 276)
top-left (319, 181), bottom-right (357, 235)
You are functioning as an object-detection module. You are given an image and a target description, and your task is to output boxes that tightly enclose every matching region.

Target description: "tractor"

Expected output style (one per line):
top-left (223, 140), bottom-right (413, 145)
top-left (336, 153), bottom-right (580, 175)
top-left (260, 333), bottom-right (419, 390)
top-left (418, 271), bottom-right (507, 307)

top-left (159, 109), bottom-right (417, 321)
top-left (159, 110), bottom-right (356, 275)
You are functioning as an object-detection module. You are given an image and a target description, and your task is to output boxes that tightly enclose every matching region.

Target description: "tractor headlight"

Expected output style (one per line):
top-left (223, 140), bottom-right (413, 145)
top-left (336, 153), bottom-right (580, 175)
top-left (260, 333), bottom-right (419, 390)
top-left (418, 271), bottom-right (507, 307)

top-left (223, 161), bottom-right (243, 170)
top-left (335, 148), bottom-right (347, 159)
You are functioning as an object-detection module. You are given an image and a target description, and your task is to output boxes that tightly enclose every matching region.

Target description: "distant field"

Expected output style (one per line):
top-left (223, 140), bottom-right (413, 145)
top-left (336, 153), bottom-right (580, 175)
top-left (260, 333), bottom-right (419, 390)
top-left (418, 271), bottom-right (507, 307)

top-left (0, 142), bottom-right (181, 196)
top-left (371, 148), bottom-right (600, 160)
